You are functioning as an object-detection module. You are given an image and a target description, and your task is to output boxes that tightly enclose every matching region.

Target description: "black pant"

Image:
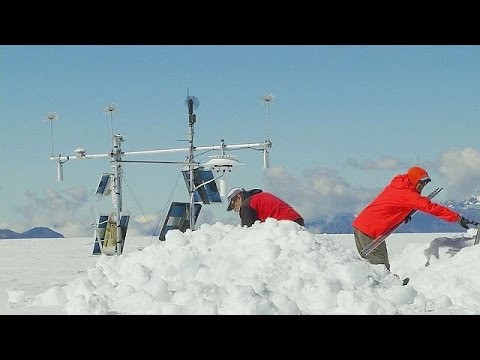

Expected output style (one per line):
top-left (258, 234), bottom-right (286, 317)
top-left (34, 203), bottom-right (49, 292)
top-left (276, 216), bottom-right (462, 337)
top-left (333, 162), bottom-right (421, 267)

top-left (294, 218), bottom-right (305, 226)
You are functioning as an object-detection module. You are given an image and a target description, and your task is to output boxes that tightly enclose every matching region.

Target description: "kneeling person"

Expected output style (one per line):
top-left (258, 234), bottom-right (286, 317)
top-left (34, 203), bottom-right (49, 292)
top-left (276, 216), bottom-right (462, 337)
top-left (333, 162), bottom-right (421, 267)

top-left (226, 187), bottom-right (304, 227)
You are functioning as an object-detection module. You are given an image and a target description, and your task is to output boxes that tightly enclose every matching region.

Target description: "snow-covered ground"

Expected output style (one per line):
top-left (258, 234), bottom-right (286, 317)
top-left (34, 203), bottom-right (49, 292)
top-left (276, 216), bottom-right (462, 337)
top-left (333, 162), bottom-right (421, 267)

top-left (1, 220), bottom-right (478, 315)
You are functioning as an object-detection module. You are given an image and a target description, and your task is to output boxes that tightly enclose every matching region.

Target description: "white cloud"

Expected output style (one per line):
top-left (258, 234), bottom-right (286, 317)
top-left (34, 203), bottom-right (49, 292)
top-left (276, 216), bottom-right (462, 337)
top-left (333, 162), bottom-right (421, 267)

top-left (262, 167), bottom-right (377, 220)
top-left (438, 147), bottom-right (480, 198)
top-left (13, 187), bottom-right (92, 237)
top-left (345, 156), bottom-right (407, 170)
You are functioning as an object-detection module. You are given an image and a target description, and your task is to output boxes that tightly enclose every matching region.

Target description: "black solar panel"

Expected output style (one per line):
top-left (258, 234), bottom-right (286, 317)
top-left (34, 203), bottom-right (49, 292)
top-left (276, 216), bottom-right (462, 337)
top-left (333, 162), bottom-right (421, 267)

top-left (182, 167), bottom-right (221, 204)
top-left (159, 202), bottom-right (202, 241)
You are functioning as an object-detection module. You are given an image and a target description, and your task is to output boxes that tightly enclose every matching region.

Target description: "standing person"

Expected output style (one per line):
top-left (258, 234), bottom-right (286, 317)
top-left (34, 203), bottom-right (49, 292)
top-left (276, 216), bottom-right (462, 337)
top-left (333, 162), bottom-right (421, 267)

top-left (352, 166), bottom-right (478, 272)
top-left (226, 187), bottom-right (305, 227)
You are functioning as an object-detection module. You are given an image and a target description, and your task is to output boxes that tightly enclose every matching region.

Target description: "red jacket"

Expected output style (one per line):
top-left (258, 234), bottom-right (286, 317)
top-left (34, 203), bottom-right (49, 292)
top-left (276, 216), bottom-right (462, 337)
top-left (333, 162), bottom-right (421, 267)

top-left (240, 190), bottom-right (303, 227)
top-left (352, 174), bottom-right (460, 239)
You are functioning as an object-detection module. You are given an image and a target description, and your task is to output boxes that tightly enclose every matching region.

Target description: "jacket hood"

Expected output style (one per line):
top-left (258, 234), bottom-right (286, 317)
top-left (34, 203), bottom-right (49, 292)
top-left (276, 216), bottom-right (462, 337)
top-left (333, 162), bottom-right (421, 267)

top-left (243, 189), bottom-right (263, 198)
top-left (407, 166), bottom-right (430, 186)
top-left (390, 174), bottom-right (416, 190)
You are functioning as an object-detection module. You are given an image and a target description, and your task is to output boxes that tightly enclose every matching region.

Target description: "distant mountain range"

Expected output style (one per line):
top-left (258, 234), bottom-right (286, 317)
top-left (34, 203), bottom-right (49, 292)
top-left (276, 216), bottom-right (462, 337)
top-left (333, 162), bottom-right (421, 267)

top-left (0, 227), bottom-right (64, 239)
top-left (306, 193), bottom-right (480, 234)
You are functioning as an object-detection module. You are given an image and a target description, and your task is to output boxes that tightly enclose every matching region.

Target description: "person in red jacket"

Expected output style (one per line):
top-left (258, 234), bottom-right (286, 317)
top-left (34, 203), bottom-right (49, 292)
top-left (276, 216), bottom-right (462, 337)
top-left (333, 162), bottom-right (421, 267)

top-left (352, 166), bottom-right (478, 271)
top-left (226, 187), bottom-right (304, 227)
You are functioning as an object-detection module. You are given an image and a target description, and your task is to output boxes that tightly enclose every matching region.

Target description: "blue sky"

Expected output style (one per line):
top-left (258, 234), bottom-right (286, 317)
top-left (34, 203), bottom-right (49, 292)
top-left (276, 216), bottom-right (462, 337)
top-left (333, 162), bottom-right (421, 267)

top-left (1, 45), bottom-right (480, 236)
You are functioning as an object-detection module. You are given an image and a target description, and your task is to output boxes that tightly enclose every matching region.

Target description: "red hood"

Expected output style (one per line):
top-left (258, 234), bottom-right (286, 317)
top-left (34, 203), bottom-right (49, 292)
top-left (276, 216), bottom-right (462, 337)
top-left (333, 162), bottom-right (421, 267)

top-left (390, 174), bottom-right (416, 191)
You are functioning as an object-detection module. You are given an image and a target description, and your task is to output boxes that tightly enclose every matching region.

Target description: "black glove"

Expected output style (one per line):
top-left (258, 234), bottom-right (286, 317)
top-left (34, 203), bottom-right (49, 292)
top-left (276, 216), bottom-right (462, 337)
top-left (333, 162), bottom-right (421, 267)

top-left (458, 216), bottom-right (479, 230)
top-left (404, 215), bottom-right (412, 224)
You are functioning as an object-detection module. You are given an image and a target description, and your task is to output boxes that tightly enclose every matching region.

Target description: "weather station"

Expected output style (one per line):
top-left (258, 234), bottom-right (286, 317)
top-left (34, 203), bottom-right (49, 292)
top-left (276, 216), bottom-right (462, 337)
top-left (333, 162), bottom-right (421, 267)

top-left (46, 92), bottom-right (275, 256)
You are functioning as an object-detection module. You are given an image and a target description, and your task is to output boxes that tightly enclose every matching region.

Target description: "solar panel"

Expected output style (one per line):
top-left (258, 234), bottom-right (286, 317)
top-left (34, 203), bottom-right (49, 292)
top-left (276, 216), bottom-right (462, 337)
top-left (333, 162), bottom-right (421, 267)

top-left (92, 214), bottom-right (130, 255)
top-left (92, 214), bottom-right (109, 254)
top-left (182, 167), bottom-right (222, 204)
top-left (159, 202), bottom-right (202, 241)
top-left (95, 173), bottom-right (112, 196)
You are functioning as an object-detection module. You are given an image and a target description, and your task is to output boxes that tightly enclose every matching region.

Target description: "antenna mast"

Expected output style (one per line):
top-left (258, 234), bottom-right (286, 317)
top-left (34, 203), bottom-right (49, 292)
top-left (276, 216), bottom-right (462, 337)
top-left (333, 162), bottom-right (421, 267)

top-left (45, 112), bottom-right (58, 157)
top-left (261, 93), bottom-right (275, 141)
top-left (104, 103), bottom-right (117, 150)
top-left (261, 94), bottom-right (275, 168)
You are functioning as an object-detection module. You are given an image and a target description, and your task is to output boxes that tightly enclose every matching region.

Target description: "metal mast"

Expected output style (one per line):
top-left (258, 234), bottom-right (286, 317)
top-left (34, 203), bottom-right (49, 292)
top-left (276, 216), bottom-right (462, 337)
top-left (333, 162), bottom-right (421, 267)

top-left (45, 112), bottom-right (58, 158)
top-left (105, 103), bottom-right (117, 149)
top-left (261, 93), bottom-right (275, 141)
top-left (261, 94), bottom-right (275, 169)
top-left (103, 104), bottom-right (125, 254)
top-left (186, 95), bottom-right (199, 231)
top-left (111, 134), bottom-right (124, 254)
